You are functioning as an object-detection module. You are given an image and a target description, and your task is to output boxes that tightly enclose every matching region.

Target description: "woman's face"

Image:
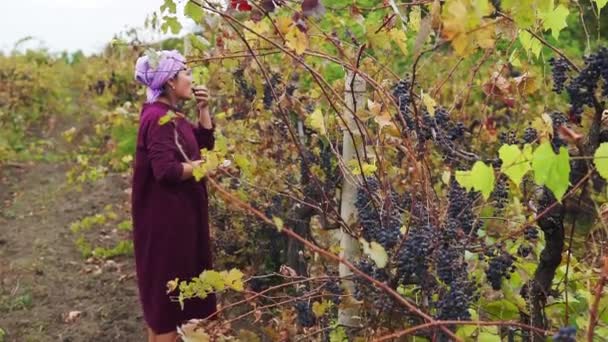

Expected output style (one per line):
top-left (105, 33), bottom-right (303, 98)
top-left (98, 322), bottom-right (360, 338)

top-left (167, 67), bottom-right (193, 100)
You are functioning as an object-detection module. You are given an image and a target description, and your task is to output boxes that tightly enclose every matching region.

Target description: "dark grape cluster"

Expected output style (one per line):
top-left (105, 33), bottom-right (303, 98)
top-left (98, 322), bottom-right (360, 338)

top-left (492, 176), bottom-right (509, 211)
top-left (396, 222), bottom-right (435, 285)
top-left (522, 126), bottom-right (538, 144)
top-left (524, 225), bottom-right (539, 241)
top-left (263, 72), bottom-right (281, 109)
top-left (553, 326), bottom-right (576, 342)
top-left (485, 252), bottom-right (515, 290)
top-left (392, 78), bottom-right (415, 130)
top-left (355, 178), bottom-right (404, 249)
top-left (549, 57), bottom-right (570, 94)
top-left (447, 180), bottom-right (478, 234)
top-left (435, 280), bottom-right (473, 321)
top-left (233, 68), bottom-right (256, 101)
top-left (294, 300), bottom-right (316, 327)
top-left (517, 244), bottom-right (532, 258)
top-left (498, 130), bottom-right (519, 145)
top-left (322, 278), bottom-right (343, 305)
top-left (435, 240), bottom-right (463, 284)
top-left (564, 47), bottom-right (608, 123)
top-left (550, 111), bottom-right (568, 152)
top-left (353, 258), bottom-right (393, 312)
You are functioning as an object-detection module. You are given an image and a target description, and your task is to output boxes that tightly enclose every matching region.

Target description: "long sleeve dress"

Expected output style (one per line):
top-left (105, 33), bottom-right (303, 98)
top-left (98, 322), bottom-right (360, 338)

top-left (131, 101), bottom-right (217, 334)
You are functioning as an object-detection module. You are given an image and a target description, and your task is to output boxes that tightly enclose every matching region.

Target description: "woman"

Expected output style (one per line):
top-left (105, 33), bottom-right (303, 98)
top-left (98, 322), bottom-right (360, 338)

top-left (131, 50), bottom-right (217, 342)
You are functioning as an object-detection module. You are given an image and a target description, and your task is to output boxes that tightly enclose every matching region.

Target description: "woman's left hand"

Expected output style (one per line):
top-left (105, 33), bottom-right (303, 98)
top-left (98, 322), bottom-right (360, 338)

top-left (193, 85), bottom-right (209, 111)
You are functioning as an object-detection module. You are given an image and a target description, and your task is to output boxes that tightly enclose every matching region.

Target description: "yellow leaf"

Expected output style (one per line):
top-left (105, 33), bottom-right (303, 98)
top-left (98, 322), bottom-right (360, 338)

top-left (62, 127), bottom-right (76, 143)
top-left (273, 216), bottom-right (284, 232)
top-left (422, 91), bottom-right (437, 116)
top-left (367, 99), bottom-right (382, 116)
top-left (474, 24), bottom-right (495, 49)
top-left (408, 6), bottom-right (421, 31)
top-left (223, 268), bottom-right (245, 292)
top-left (306, 108), bottom-right (326, 134)
top-left (177, 321), bottom-right (210, 342)
top-left (312, 300), bottom-right (331, 318)
top-left (388, 29), bottom-right (408, 56)
top-left (244, 19), bottom-right (270, 42)
top-left (285, 26), bottom-right (308, 55)
top-left (276, 16), bottom-right (292, 36)
top-left (166, 278), bottom-right (180, 294)
top-left (360, 238), bottom-right (388, 268)
top-left (348, 159), bottom-right (377, 176)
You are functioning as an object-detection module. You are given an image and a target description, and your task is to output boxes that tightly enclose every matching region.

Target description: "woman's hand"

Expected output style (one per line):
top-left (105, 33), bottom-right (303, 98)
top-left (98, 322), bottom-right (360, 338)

top-left (181, 160), bottom-right (204, 180)
top-left (193, 85), bottom-right (213, 129)
top-left (193, 85), bottom-right (209, 111)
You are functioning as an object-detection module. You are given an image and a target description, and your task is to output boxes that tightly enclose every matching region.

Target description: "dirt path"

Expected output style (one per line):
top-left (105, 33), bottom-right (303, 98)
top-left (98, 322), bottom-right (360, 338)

top-left (0, 162), bottom-right (144, 342)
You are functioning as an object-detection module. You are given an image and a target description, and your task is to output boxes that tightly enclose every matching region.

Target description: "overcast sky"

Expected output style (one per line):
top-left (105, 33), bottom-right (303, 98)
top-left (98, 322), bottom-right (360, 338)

top-left (0, 0), bottom-right (193, 55)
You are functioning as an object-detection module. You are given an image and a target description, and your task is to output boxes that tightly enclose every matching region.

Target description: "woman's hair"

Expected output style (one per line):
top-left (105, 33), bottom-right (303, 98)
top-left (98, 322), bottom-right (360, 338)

top-left (134, 50), bottom-right (186, 103)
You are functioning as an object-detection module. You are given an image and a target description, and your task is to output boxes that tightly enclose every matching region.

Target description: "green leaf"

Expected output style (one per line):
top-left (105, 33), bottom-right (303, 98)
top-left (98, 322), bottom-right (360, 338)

top-left (531, 142), bottom-right (571, 201)
top-left (360, 238), bottom-right (388, 268)
top-left (161, 16), bottom-right (182, 34)
top-left (477, 331), bottom-right (501, 342)
top-left (502, 0), bottom-right (535, 28)
top-left (189, 34), bottom-right (210, 52)
top-left (455, 161), bottom-right (495, 200)
top-left (158, 111), bottom-right (175, 125)
top-left (160, 0), bottom-right (176, 14)
top-left (594, 143), bottom-right (608, 181)
top-left (329, 326), bottom-right (348, 342)
top-left (191, 66), bottom-right (208, 85)
top-left (323, 63), bottom-right (345, 84)
top-left (519, 30), bottom-right (541, 59)
top-left (456, 325), bottom-right (477, 339)
top-left (595, 0), bottom-right (608, 11)
top-left (184, 0), bottom-right (203, 23)
top-left (540, 4), bottom-right (570, 40)
top-left (221, 268), bottom-right (244, 291)
top-left (499, 144), bottom-right (532, 186)
top-left (348, 159), bottom-right (377, 176)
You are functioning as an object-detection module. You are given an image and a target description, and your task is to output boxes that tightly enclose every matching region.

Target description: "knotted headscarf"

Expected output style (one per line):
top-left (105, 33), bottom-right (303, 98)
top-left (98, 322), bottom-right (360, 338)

top-left (134, 50), bottom-right (187, 103)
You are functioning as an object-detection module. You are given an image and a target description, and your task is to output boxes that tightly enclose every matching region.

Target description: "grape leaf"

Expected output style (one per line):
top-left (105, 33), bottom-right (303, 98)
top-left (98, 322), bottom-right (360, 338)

top-left (191, 66), bottom-right (208, 85)
top-left (595, 0), bottom-right (608, 11)
top-left (221, 268), bottom-right (244, 291)
top-left (306, 108), bottom-right (326, 134)
top-left (422, 92), bottom-right (437, 116)
top-left (499, 144), bottom-right (532, 186)
top-left (161, 16), bottom-right (182, 34)
top-left (312, 301), bottom-right (330, 317)
top-left (540, 4), bottom-right (570, 40)
top-left (360, 238), bottom-right (388, 268)
top-left (348, 160), bottom-right (377, 177)
top-left (593, 143), bottom-right (608, 181)
top-left (519, 30), bottom-right (542, 59)
top-left (273, 216), bottom-right (284, 232)
top-left (285, 25), bottom-right (308, 55)
top-left (455, 161), bottom-right (495, 200)
top-left (158, 111), bottom-right (176, 125)
top-left (329, 326), bottom-right (348, 342)
top-left (501, 0), bottom-right (535, 28)
top-left (531, 142), bottom-right (570, 201)
top-left (160, 0), bottom-right (176, 14)
top-left (184, 1), bottom-right (204, 23)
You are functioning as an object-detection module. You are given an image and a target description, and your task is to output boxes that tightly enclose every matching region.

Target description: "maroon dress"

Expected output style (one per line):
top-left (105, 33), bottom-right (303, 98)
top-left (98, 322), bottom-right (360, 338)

top-left (131, 101), bottom-right (217, 334)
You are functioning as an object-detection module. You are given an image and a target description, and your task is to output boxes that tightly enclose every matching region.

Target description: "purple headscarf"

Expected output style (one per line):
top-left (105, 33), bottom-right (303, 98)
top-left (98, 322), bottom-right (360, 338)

top-left (134, 50), bottom-right (187, 103)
